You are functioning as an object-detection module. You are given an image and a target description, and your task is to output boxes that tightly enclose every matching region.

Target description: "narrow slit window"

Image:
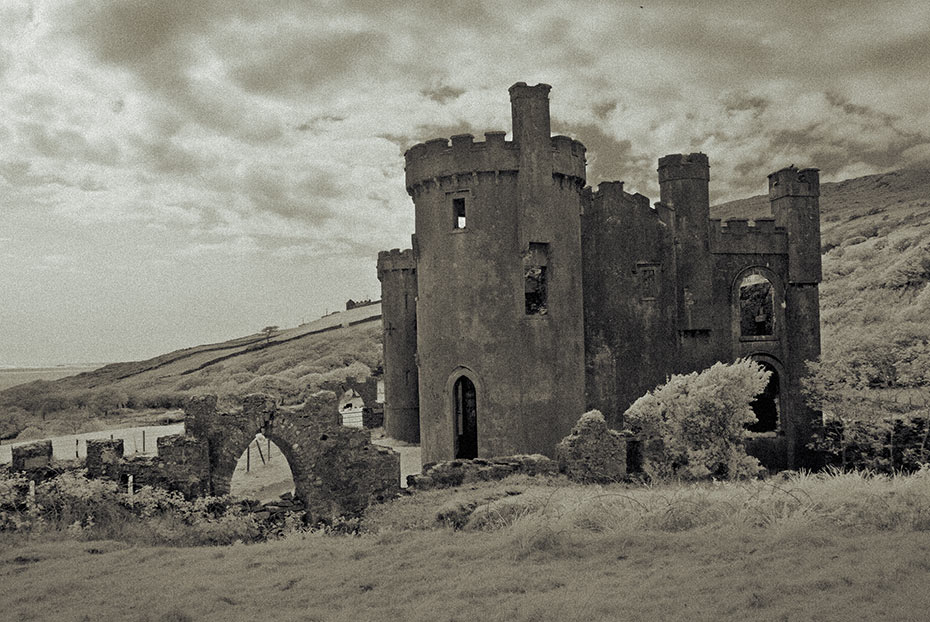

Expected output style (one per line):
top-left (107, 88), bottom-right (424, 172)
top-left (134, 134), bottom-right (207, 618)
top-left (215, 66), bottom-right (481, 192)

top-left (453, 197), bottom-right (466, 229)
top-left (524, 242), bottom-right (549, 315)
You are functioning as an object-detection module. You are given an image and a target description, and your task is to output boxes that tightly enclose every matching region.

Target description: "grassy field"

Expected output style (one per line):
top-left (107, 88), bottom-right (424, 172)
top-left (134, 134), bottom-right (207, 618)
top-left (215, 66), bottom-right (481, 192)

top-left (3, 470), bottom-right (930, 621)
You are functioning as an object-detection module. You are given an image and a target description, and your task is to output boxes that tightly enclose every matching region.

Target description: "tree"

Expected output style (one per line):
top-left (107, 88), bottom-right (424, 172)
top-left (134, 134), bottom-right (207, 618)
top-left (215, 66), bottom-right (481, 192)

top-left (623, 359), bottom-right (768, 481)
top-left (261, 325), bottom-right (279, 343)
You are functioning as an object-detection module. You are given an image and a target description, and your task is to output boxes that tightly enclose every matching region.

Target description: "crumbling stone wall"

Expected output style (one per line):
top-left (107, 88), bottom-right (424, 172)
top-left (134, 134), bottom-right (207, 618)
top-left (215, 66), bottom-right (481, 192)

top-left (5, 392), bottom-right (400, 522)
top-left (407, 454), bottom-right (557, 490)
top-left (192, 391), bottom-right (399, 522)
top-left (11, 440), bottom-right (52, 472)
top-left (556, 410), bottom-right (628, 483)
top-left (85, 439), bottom-right (124, 480)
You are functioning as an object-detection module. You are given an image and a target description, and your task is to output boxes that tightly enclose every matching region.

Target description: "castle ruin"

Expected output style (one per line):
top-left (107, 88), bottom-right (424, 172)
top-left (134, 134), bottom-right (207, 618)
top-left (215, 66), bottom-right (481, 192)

top-left (378, 83), bottom-right (821, 470)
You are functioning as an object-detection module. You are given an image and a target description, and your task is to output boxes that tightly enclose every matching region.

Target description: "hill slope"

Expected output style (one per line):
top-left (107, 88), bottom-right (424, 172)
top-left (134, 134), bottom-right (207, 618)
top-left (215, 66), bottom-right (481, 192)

top-left (714, 168), bottom-right (930, 411)
top-left (0, 305), bottom-right (384, 439)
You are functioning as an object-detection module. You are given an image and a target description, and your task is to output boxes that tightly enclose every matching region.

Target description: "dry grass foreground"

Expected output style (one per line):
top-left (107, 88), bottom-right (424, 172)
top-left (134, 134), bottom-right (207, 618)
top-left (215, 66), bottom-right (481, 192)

top-left (3, 469), bottom-right (930, 621)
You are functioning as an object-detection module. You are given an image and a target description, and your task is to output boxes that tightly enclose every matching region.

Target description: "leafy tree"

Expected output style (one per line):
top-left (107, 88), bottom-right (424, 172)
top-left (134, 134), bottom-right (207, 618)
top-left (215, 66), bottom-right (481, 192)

top-left (261, 325), bottom-right (279, 343)
top-left (623, 359), bottom-right (768, 481)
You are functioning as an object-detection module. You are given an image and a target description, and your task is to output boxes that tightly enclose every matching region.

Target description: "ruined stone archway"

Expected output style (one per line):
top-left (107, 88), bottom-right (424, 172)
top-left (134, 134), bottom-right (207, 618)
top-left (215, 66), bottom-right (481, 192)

top-left (187, 393), bottom-right (400, 522)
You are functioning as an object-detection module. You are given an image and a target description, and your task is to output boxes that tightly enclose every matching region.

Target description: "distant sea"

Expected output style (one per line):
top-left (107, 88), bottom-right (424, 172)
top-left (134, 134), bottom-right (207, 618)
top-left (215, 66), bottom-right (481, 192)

top-left (0, 364), bottom-right (106, 391)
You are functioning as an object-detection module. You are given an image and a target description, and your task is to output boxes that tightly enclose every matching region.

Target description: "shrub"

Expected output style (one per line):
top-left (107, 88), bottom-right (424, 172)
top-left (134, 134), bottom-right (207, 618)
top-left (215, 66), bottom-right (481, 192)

top-left (623, 359), bottom-right (767, 481)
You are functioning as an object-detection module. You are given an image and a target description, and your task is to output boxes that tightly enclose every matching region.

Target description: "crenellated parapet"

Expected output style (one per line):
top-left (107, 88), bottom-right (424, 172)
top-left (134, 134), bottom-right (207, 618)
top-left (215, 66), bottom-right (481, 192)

top-left (658, 153), bottom-right (710, 183)
top-left (768, 166), bottom-right (821, 284)
top-left (551, 135), bottom-right (587, 182)
top-left (768, 166), bottom-right (820, 200)
top-left (589, 181), bottom-right (656, 219)
top-left (710, 218), bottom-right (788, 255)
top-left (377, 248), bottom-right (416, 278)
top-left (404, 132), bottom-right (585, 195)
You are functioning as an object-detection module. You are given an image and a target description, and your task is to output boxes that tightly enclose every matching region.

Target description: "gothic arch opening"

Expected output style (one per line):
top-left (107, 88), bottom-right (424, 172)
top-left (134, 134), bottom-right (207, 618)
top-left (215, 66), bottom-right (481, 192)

top-left (747, 361), bottom-right (780, 433)
top-left (229, 433), bottom-right (297, 502)
top-left (738, 273), bottom-right (775, 337)
top-left (453, 375), bottom-right (478, 459)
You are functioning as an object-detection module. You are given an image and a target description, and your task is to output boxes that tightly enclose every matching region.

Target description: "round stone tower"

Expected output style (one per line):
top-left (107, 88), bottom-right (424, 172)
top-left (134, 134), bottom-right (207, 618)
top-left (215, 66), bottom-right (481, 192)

top-left (377, 248), bottom-right (420, 443)
top-left (404, 83), bottom-right (587, 464)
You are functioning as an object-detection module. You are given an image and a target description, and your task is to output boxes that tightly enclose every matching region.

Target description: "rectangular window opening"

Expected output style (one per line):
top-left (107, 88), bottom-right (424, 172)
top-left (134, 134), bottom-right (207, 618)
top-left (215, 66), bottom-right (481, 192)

top-left (524, 242), bottom-right (549, 315)
top-left (453, 197), bottom-right (466, 229)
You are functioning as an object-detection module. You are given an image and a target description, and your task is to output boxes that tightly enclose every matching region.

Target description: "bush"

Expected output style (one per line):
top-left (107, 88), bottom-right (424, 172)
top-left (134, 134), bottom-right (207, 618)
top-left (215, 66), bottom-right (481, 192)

top-left (0, 470), bottom-right (307, 545)
top-left (623, 359), bottom-right (767, 481)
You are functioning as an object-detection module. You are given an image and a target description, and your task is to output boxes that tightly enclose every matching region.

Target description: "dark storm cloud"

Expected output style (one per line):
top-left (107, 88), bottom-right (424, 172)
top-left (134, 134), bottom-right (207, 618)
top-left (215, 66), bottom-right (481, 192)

top-left (228, 29), bottom-right (390, 97)
top-left (421, 85), bottom-right (466, 105)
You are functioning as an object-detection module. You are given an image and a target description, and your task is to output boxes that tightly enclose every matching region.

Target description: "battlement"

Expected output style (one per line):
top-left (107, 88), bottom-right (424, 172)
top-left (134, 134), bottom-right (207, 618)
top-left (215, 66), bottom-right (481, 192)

top-left (592, 181), bottom-right (652, 211)
top-left (551, 135), bottom-right (587, 180)
top-left (508, 81), bottom-right (551, 101)
top-left (404, 132), bottom-right (585, 192)
top-left (768, 166), bottom-right (820, 200)
top-left (710, 218), bottom-right (788, 255)
top-left (658, 153), bottom-right (710, 183)
top-left (377, 248), bottom-right (416, 277)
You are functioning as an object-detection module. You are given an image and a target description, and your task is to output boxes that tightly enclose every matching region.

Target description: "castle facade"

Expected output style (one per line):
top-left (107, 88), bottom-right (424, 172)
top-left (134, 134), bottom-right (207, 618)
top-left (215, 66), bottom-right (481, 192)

top-left (378, 83), bottom-right (821, 469)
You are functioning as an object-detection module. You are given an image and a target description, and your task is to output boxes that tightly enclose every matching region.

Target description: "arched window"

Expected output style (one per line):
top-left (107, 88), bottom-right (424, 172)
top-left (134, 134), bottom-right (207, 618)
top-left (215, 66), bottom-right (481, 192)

top-left (453, 375), bottom-right (478, 459)
top-left (738, 273), bottom-right (775, 337)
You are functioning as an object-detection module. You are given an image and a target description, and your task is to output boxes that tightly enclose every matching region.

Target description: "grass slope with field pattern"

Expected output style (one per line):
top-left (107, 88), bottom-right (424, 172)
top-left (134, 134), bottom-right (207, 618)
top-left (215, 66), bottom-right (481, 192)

top-left (0, 307), bottom-right (383, 440)
top-left (3, 470), bottom-right (930, 621)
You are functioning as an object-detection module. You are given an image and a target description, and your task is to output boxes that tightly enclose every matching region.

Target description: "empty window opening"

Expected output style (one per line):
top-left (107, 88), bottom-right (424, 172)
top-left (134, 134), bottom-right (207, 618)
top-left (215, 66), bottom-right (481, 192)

top-left (454, 375), bottom-right (477, 459)
top-left (453, 197), bottom-right (466, 229)
top-left (739, 273), bottom-right (774, 336)
top-left (639, 264), bottom-right (659, 300)
top-left (747, 362), bottom-right (780, 433)
top-left (524, 243), bottom-right (549, 315)
top-left (230, 434), bottom-right (296, 503)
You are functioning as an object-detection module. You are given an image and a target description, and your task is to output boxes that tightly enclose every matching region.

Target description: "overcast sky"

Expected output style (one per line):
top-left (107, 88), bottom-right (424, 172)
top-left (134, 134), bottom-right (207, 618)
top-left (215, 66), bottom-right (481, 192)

top-left (2, 1), bottom-right (929, 367)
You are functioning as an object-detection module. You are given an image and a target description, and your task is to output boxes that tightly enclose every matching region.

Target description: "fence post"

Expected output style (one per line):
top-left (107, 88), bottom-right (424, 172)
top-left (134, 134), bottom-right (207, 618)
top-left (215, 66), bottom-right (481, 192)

top-left (246, 445), bottom-right (250, 472)
top-left (142, 430), bottom-right (146, 453)
top-left (267, 438), bottom-right (271, 462)
top-left (28, 480), bottom-right (35, 499)
top-left (127, 474), bottom-right (134, 496)
top-left (75, 438), bottom-right (80, 459)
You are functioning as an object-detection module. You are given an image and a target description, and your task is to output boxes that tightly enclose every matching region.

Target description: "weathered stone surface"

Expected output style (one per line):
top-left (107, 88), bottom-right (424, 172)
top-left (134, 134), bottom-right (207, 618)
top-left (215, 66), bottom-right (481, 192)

top-left (11, 440), bottom-right (52, 472)
top-left (85, 439), bottom-right (124, 479)
top-left (380, 84), bottom-right (822, 472)
top-left (556, 410), bottom-right (627, 483)
top-left (407, 454), bottom-right (557, 490)
top-left (75, 392), bottom-right (400, 518)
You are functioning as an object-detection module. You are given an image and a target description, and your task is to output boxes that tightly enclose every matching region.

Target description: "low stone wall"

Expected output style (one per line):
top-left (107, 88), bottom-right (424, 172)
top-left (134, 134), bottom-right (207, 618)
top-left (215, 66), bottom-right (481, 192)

top-left (407, 454), bottom-right (558, 490)
top-left (11, 440), bottom-right (53, 472)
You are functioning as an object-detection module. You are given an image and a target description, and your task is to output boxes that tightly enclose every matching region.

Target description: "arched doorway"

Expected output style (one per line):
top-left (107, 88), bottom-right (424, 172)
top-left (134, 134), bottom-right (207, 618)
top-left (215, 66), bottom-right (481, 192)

top-left (453, 375), bottom-right (477, 459)
top-left (747, 361), bottom-right (780, 433)
top-left (229, 433), bottom-right (297, 502)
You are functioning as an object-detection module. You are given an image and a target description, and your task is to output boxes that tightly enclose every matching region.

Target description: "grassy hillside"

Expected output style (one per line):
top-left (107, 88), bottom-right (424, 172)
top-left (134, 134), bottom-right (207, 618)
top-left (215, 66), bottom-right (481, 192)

top-left (0, 306), bottom-right (383, 440)
top-left (714, 168), bottom-right (930, 416)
